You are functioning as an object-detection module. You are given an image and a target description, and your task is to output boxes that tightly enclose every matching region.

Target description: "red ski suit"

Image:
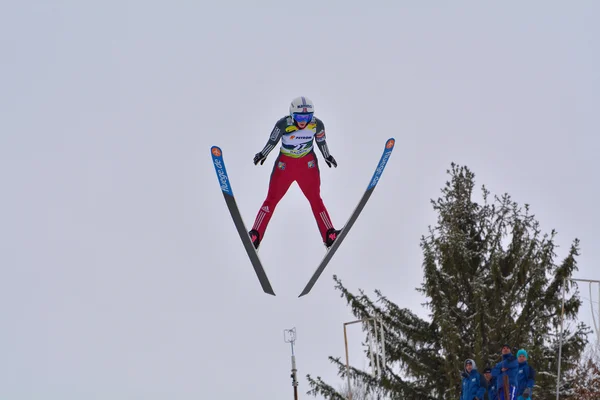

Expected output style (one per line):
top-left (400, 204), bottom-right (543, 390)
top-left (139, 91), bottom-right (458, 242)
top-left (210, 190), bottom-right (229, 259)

top-left (252, 115), bottom-right (336, 243)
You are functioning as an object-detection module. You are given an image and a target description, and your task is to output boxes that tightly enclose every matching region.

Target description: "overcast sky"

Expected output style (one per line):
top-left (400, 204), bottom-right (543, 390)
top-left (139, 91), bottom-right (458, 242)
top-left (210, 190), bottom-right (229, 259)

top-left (1, 1), bottom-right (599, 399)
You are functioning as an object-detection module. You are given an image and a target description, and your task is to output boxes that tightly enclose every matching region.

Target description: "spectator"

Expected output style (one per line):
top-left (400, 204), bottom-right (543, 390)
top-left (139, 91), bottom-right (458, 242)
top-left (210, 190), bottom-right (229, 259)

top-left (515, 349), bottom-right (535, 399)
top-left (460, 359), bottom-right (486, 400)
top-left (483, 366), bottom-right (498, 400)
top-left (492, 344), bottom-right (518, 400)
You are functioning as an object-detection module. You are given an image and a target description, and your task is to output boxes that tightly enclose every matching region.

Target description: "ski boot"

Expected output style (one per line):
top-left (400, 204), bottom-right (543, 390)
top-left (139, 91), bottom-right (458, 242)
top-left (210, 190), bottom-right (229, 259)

top-left (248, 229), bottom-right (261, 250)
top-left (324, 228), bottom-right (341, 249)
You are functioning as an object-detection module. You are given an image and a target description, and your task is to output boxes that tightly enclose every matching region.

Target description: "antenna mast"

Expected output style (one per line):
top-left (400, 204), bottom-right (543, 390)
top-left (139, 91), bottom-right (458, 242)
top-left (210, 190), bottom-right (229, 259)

top-left (284, 327), bottom-right (299, 400)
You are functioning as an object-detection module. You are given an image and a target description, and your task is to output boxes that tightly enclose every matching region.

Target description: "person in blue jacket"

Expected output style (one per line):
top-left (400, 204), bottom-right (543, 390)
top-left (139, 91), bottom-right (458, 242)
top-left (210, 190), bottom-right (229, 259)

top-left (515, 349), bottom-right (536, 399)
top-left (461, 359), bottom-right (486, 400)
top-left (492, 344), bottom-right (519, 400)
top-left (482, 367), bottom-right (498, 400)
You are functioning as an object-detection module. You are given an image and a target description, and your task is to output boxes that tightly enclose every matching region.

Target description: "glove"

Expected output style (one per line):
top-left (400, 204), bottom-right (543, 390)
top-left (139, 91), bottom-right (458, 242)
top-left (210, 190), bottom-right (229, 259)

top-left (523, 388), bottom-right (531, 398)
top-left (253, 152), bottom-right (267, 165)
top-left (461, 371), bottom-right (468, 379)
top-left (325, 155), bottom-right (337, 168)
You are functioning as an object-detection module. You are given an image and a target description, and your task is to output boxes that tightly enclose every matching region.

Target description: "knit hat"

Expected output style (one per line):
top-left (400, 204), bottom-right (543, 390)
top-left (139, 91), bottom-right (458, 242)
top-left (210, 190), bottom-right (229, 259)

top-left (517, 349), bottom-right (528, 360)
top-left (483, 367), bottom-right (492, 374)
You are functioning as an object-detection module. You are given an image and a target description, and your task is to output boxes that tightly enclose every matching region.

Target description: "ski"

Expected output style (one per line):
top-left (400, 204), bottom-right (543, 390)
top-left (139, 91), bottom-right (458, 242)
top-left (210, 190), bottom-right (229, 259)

top-left (298, 138), bottom-right (396, 297)
top-left (210, 146), bottom-right (275, 296)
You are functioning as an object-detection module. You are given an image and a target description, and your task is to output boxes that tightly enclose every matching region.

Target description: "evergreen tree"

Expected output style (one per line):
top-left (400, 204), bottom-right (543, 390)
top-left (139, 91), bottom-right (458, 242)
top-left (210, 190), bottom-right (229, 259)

top-left (306, 163), bottom-right (589, 400)
top-left (563, 344), bottom-right (600, 399)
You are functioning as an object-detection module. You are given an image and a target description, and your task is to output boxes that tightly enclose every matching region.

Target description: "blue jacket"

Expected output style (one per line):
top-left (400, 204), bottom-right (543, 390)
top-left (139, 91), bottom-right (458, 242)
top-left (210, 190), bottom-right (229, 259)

top-left (485, 376), bottom-right (498, 400)
top-left (516, 361), bottom-right (535, 396)
top-left (492, 353), bottom-right (519, 391)
top-left (461, 360), bottom-right (486, 400)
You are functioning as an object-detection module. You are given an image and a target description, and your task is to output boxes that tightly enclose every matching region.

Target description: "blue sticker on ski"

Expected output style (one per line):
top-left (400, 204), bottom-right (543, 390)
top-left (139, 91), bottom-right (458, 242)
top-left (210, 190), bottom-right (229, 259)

top-left (368, 138), bottom-right (395, 190)
top-left (211, 147), bottom-right (234, 196)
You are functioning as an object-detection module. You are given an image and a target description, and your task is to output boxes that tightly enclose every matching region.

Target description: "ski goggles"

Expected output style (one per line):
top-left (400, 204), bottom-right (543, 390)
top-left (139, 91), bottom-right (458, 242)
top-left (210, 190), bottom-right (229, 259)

top-left (292, 113), bottom-right (313, 123)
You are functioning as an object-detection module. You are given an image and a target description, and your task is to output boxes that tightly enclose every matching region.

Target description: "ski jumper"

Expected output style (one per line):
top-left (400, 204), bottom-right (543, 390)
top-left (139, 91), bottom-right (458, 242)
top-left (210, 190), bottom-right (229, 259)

top-left (251, 115), bottom-right (336, 244)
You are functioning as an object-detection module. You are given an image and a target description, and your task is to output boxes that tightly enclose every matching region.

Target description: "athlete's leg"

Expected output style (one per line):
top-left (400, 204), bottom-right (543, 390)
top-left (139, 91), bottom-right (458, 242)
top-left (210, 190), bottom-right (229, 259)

top-left (250, 154), bottom-right (294, 247)
top-left (296, 152), bottom-right (338, 245)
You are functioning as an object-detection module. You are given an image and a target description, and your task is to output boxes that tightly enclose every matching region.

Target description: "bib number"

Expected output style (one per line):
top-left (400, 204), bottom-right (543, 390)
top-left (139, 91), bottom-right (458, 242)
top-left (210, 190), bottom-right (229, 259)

top-left (293, 143), bottom-right (308, 152)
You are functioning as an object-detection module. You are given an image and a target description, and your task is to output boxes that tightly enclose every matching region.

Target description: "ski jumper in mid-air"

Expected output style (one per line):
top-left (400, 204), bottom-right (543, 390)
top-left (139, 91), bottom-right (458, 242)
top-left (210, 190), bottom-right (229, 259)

top-left (249, 96), bottom-right (340, 249)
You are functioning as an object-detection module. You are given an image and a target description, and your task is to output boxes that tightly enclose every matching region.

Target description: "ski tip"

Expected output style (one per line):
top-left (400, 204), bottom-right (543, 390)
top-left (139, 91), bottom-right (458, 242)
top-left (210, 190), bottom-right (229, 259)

top-left (210, 146), bottom-right (223, 158)
top-left (211, 145), bottom-right (233, 196)
top-left (385, 138), bottom-right (395, 150)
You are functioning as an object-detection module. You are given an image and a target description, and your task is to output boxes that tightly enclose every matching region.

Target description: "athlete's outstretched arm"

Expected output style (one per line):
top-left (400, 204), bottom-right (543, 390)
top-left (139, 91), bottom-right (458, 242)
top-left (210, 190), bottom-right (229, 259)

top-left (315, 120), bottom-right (337, 168)
top-left (254, 121), bottom-right (283, 165)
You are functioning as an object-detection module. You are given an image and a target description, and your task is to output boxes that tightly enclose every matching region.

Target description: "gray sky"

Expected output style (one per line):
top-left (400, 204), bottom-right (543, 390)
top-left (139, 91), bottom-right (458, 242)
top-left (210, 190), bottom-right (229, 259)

top-left (1, 1), bottom-right (599, 399)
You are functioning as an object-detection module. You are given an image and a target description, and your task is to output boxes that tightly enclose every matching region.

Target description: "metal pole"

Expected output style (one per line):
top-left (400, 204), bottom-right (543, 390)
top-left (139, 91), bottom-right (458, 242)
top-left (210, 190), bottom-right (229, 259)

top-left (342, 318), bottom-right (386, 398)
top-left (590, 282), bottom-right (599, 343)
top-left (374, 320), bottom-right (381, 378)
top-left (571, 278), bottom-right (600, 345)
top-left (344, 323), bottom-right (353, 400)
top-left (569, 278), bottom-right (599, 283)
top-left (292, 345), bottom-right (298, 400)
top-left (343, 319), bottom-right (373, 400)
top-left (367, 321), bottom-right (376, 377)
top-left (556, 277), bottom-right (566, 400)
top-left (380, 319), bottom-right (386, 374)
top-left (554, 277), bottom-right (600, 399)
top-left (284, 328), bottom-right (299, 400)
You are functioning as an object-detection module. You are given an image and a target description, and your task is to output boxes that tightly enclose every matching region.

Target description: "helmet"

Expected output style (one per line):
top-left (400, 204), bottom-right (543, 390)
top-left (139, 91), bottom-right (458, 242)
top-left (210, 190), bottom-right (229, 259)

top-left (289, 96), bottom-right (314, 124)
